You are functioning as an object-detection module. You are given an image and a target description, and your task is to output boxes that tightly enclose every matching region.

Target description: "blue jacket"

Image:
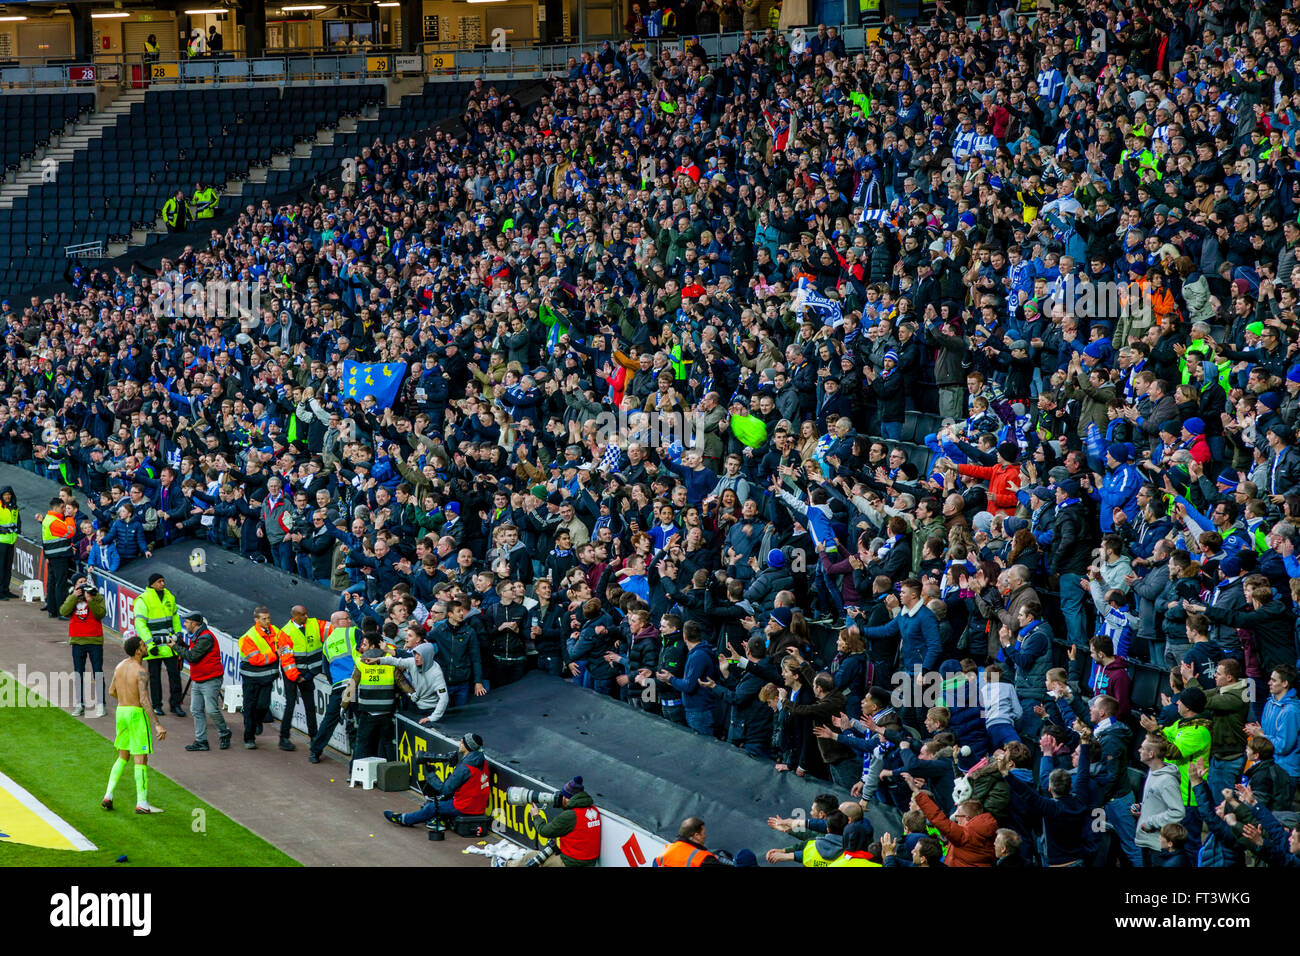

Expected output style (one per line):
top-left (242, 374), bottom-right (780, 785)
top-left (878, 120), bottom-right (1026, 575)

top-left (663, 459), bottom-right (718, 506)
top-left (777, 489), bottom-right (839, 553)
top-left (1096, 462), bottom-right (1142, 531)
top-left (1261, 689), bottom-right (1300, 778)
top-left (1249, 801), bottom-right (1300, 868)
top-left (431, 619), bottom-right (484, 687)
top-left (670, 641), bottom-right (721, 713)
top-left (101, 517), bottom-right (149, 562)
top-left (433, 749), bottom-right (487, 800)
top-left (1192, 782), bottom-right (1246, 868)
top-left (863, 604), bottom-right (942, 672)
top-left (999, 619), bottom-right (1054, 703)
top-left (1008, 751), bottom-right (1092, 865)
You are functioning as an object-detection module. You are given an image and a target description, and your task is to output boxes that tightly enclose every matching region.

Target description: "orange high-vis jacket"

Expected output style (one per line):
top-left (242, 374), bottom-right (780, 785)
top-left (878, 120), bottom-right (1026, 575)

top-left (654, 839), bottom-right (716, 867)
top-left (44, 510), bottom-right (75, 538)
top-left (276, 629), bottom-right (301, 683)
top-left (239, 625), bottom-right (281, 666)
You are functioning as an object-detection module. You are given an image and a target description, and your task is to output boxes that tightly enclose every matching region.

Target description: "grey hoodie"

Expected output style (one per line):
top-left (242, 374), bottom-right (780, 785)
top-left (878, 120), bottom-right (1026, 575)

top-left (1136, 762), bottom-right (1185, 851)
top-left (377, 643), bottom-right (448, 719)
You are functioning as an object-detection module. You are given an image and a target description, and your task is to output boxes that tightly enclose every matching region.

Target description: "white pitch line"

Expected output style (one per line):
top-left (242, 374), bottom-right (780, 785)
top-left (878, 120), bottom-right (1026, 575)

top-left (0, 769), bottom-right (98, 852)
top-left (0, 671), bottom-right (99, 852)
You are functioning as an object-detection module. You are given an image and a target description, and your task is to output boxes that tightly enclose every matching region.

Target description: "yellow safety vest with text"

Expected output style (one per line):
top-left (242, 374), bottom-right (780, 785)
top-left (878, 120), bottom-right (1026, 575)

top-left (323, 625), bottom-right (360, 687)
top-left (281, 617), bottom-right (326, 674)
top-left (800, 840), bottom-right (842, 867)
top-left (162, 196), bottom-right (182, 228)
top-left (134, 588), bottom-right (179, 660)
top-left (356, 659), bottom-right (396, 714)
top-left (192, 187), bottom-right (218, 219)
top-left (0, 505), bottom-right (21, 545)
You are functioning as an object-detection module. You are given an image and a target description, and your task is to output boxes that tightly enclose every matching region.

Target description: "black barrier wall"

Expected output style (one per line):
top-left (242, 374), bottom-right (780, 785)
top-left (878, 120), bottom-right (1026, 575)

top-left (423, 672), bottom-right (904, 857)
top-left (0, 464), bottom-right (341, 632)
top-left (2, 463), bottom-right (902, 861)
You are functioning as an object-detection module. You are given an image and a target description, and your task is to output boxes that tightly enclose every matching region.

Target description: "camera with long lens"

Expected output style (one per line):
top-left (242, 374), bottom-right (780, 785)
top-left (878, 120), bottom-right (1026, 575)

top-left (413, 752), bottom-right (459, 797)
top-left (524, 843), bottom-right (558, 867)
top-left (505, 786), bottom-right (564, 809)
top-left (413, 751), bottom-right (459, 769)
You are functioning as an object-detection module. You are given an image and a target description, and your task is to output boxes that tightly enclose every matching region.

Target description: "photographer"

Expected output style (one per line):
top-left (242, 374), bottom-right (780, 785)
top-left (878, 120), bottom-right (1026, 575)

top-left (525, 776), bottom-right (602, 867)
top-left (173, 612), bottom-right (231, 751)
top-left (383, 732), bottom-right (490, 829)
top-left (62, 576), bottom-right (107, 718)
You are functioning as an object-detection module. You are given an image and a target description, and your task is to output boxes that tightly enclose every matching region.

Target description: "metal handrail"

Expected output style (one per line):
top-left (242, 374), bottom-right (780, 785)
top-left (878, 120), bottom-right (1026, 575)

top-left (64, 240), bottom-right (105, 259)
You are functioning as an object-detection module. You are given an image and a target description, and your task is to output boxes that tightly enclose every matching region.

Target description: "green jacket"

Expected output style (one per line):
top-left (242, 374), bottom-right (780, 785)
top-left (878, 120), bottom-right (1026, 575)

top-left (912, 517), bottom-right (947, 574)
top-left (534, 790), bottom-right (600, 866)
top-left (1162, 718), bottom-right (1212, 806)
top-left (1185, 677), bottom-right (1249, 761)
top-left (655, 226), bottom-right (695, 270)
top-left (409, 503), bottom-right (445, 537)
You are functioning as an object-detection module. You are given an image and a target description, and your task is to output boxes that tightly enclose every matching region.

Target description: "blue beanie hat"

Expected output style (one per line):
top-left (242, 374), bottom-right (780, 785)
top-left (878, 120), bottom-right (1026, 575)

top-left (842, 820), bottom-right (874, 852)
top-left (1288, 365), bottom-right (1300, 384)
top-left (767, 548), bottom-right (786, 569)
top-left (959, 212), bottom-right (977, 228)
top-left (1216, 469), bottom-right (1239, 489)
top-left (883, 350), bottom-right (900, 365)
top-left (733, 848), bottom-right (759, 867)
top-left (769, 607), bottom-right (793, 630)
top-left (1083, 341), bottom-right (1107, 360)
top-left (1183, 417), bottom-right (1205, 436)
top-left (1107, 442), bottom-right (1130, 463)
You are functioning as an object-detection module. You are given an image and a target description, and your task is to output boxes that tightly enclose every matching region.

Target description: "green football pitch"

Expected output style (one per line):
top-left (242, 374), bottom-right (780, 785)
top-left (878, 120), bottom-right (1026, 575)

top-left (0, 671), bottom-right (299, 867)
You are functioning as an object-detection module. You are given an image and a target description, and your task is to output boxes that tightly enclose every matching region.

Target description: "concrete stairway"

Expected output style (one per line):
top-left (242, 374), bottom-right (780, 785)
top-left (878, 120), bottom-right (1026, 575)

top-left (0, 88), bottom-right (147, 211)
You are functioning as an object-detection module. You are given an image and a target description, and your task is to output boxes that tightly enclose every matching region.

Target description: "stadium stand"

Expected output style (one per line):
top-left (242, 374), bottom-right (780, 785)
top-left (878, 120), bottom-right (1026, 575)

top-left (0, 92), bottom-right (95, 175)
top-left (0, 85), bottom-right (384, 298)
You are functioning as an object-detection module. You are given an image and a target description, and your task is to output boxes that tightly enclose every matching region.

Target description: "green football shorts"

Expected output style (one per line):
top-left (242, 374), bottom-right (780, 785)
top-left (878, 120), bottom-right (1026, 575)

top-left (114, 705), bottom-right (153, 756)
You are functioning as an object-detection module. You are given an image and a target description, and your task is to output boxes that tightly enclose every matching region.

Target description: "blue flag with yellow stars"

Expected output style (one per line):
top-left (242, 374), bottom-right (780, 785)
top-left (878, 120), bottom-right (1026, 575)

top-left (342, 360), bottom-right (407, 409)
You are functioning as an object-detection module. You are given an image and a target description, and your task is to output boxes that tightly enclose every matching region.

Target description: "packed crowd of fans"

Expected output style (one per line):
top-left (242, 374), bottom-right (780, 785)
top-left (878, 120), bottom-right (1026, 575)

top-left (2, 0), bottom-right (1300, 866)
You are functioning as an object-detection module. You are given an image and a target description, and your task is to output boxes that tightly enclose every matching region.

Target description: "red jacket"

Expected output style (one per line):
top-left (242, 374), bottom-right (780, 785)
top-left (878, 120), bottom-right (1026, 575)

top-left (64, 591), bottom-right (106, 642)
top-left (955, 461), bottom-right (1021, 515)
top-left (187, 628), bottom-right (225, 683)
top-left (915, 792), bottom-right (999, 867)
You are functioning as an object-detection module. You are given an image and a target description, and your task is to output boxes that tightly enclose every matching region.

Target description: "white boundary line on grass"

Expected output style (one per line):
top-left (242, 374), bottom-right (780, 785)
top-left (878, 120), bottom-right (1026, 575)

top-left (0, 765), bottom-right (98, 852)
